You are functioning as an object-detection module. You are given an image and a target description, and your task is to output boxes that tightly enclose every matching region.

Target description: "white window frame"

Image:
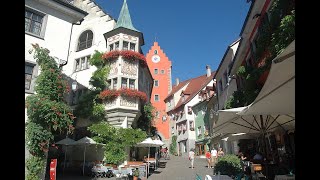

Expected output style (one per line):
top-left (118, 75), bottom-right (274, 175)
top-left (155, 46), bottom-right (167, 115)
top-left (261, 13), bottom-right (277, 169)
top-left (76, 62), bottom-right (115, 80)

top-left (74, 55), bottom-right (90, 72)
top-left (25, 6), bottom-right (48, 39)
top-left (154, 68), bottom-right (158, 74)
top-left (154, 80), bottom-right (159, 87)
top-left (25, 61), bottom-right (39, 93)
top-left (154, 94), bottom-right (160, 102)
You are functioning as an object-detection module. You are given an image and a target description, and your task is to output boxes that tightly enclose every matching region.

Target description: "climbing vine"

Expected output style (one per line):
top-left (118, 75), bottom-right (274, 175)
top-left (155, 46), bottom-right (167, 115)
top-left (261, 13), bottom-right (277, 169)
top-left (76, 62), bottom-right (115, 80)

top-left (25, 44), bottom-right (75, 180)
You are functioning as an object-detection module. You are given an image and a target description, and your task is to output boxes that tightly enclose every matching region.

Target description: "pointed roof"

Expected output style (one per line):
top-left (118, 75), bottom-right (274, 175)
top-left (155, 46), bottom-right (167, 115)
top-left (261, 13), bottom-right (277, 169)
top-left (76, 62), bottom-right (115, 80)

top-left (114, 0), bottom-right (139, 32)
top-left (173, 71), bottom-right (216, 110)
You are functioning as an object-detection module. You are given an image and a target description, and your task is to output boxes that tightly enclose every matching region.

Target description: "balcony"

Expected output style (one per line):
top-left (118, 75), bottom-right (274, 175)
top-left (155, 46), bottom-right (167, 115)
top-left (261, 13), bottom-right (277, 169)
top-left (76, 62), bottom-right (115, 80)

top-left (104, 96), bottom-right (140, 111)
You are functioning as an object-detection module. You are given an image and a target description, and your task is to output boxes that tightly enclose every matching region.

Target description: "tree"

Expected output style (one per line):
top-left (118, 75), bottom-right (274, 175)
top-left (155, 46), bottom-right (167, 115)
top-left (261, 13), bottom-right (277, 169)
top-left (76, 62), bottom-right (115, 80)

top-left (88, 122), bottom-right (147, 164)
top-left (25, 44), bottom-right (75, 180)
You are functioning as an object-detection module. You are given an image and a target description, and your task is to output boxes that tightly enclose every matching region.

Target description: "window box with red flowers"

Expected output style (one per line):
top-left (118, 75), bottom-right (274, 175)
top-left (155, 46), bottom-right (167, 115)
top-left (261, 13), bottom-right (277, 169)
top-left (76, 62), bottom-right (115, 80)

top-left (102, 50), bottom-right (147, 68)
top-left (99, 88), bottom-right (147, 102)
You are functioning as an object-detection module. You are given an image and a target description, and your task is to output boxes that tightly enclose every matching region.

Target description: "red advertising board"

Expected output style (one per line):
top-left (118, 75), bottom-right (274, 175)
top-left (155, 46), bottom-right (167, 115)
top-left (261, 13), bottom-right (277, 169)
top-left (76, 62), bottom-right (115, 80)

top-left (50, 159), bottom-right (57, 180)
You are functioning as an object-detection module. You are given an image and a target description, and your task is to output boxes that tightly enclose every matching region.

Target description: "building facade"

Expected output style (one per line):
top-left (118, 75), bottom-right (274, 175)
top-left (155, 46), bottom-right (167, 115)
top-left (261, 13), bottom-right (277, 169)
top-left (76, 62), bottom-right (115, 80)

top-left (101, 0), bottom-right (153, 127)
top-left (165, 66), bottom-right (215, 157)
top-left (145, 41), bottom-right (172, 146)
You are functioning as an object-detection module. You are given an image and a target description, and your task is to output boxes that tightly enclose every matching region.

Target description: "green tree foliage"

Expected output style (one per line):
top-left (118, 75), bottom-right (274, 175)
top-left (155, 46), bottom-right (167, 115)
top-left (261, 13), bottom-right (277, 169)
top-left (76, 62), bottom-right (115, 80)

top-left (74, 50), bottom-right (110, 122)
top-left (169, 135), bottom-right (177, 155)
top-left (133, 103), bottom-right (157, 136)
top-left (215, 154), bottom-right (242, 177)
top-left (88, 122), bottom-right (147, 164)
top-left (25, 44), bottom-right (75, 180)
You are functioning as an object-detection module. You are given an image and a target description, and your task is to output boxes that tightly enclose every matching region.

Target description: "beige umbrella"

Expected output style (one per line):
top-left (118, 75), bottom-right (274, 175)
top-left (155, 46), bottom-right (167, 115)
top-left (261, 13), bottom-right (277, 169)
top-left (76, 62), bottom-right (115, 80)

top-left (56, 137), bottom-right (75, 171)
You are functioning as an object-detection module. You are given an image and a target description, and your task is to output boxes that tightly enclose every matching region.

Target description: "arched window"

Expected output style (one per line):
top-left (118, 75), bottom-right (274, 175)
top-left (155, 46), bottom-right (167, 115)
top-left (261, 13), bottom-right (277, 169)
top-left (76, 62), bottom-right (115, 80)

top-left (77, 30), bottom-right (93, 51)
top-left (154, 50), bottom-right (158, 54)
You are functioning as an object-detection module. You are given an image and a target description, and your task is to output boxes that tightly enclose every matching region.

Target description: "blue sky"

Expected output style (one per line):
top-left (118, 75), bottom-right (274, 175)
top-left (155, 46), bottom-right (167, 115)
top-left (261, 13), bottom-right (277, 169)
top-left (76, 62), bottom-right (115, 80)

top-left (95, 0), bottom-right (251, 82)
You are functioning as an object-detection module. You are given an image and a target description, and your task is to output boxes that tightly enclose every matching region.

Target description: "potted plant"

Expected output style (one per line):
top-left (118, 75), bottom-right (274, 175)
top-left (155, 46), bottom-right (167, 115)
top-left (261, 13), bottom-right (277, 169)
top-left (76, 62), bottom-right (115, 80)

top-left (133, 168), bottom-right (139, 180)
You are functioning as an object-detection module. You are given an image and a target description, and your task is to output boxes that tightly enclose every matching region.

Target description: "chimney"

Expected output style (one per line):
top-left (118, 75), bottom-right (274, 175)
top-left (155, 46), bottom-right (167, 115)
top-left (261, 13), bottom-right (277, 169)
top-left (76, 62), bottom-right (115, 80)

top-left (176, 78), bottom-right (179, 86)
top-left (206, 65), bottom-right (211, 77)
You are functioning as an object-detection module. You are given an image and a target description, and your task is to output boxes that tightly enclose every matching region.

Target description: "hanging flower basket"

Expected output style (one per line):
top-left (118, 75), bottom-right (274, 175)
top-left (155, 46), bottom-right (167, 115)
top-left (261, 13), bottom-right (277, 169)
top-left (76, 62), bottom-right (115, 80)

top-left (99, 88), bottom-right (147, 102)
top-left (102, 50), bottom-right (147, 67)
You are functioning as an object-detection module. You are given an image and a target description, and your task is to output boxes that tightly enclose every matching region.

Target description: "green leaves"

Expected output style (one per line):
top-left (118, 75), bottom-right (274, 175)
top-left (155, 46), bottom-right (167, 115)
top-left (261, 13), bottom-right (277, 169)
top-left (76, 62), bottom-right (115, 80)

top-left (90, 50), bottom-right (105, 68)
top-left (26, 44), bottom-right (76, 178)
top-left (215, 154), bottom-right (242, 177)
top-left (88, 122), bottom-right (147, 164)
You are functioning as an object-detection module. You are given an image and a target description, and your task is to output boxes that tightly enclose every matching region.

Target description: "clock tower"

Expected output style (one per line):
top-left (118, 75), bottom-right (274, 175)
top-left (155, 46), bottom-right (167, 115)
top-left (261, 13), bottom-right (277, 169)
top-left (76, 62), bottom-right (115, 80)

top-left (146, 41), bottom-right (172, 145)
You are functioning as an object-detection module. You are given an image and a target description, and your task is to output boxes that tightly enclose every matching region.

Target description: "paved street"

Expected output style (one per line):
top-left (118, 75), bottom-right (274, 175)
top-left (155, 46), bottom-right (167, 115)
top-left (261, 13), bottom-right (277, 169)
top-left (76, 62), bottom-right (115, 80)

top-left (57, 155), bottom-right (215, 180)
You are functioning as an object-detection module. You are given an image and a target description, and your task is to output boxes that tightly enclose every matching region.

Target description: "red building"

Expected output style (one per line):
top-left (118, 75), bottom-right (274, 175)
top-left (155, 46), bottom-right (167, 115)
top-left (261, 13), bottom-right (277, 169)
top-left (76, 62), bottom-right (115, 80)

top-left (145, 42), bottom-right (172, 144)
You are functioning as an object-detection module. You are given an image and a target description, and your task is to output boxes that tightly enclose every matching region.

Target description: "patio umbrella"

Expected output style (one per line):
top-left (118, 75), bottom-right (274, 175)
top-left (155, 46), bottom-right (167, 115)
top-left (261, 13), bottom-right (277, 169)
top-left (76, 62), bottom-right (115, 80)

top-left (56, 137), bottom-right (75, 171)
top-left (135, 138), bottom-right (162, 177)
top-left (213, 41), bottom-right (295, 155)
top-left (71, 136), bottom-right (105, 176)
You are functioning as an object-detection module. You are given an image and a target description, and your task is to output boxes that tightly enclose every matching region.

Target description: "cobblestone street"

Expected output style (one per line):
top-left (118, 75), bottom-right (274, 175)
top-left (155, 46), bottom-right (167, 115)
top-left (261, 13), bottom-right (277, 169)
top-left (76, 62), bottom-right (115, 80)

top-left (57, 155), bottom-right (215, 180)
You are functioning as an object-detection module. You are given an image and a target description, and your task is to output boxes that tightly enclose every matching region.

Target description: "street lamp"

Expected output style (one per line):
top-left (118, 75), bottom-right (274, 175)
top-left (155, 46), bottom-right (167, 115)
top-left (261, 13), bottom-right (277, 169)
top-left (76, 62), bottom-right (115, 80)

top-left (72, 81), bottom-right (78, 91)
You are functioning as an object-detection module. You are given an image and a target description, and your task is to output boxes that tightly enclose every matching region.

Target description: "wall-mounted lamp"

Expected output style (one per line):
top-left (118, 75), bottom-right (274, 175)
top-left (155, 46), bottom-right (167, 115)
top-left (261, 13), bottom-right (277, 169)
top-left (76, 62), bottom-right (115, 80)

top-left (71, 81), bottom-right (78, 91)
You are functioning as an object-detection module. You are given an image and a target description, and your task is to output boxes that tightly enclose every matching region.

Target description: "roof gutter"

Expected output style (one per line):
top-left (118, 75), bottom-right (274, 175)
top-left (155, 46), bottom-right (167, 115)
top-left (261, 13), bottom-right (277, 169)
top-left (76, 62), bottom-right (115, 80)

top-left (59, 18), bottom-right (84, 68)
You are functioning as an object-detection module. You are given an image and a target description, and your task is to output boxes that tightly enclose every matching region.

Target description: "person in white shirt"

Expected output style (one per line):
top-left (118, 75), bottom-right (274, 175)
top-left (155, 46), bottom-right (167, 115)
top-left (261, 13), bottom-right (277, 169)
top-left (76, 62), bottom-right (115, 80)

top-left (189, 149), bottom-right (195, 169)
top-left (210, 147), bottom-right (218, 168)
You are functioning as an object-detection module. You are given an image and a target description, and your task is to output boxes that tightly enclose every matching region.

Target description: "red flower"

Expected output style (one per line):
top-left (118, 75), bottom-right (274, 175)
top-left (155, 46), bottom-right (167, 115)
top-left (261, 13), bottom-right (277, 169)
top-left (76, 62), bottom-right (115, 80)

top-left (99, 88), bottom-right (147, 102)
top-left (102, 50), bottom-right (147, 67)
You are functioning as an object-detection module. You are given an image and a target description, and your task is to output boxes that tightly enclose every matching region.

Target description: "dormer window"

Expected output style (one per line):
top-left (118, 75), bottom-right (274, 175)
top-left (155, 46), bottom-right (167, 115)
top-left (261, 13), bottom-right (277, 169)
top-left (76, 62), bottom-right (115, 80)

top-left (181, 94), bottom-right (185, 102)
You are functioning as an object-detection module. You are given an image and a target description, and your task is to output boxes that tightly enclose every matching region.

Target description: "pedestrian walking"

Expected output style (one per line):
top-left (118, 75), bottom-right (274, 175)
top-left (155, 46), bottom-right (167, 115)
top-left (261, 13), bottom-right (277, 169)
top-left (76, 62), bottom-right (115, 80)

top-left (218, 147), bottom-right (224, 158)
top-left (189, 148), bottom-right (195, 169)
top-left (210, 147), bottom-right (218, 168)
top-left (205, 151), bottom-right (211, 168)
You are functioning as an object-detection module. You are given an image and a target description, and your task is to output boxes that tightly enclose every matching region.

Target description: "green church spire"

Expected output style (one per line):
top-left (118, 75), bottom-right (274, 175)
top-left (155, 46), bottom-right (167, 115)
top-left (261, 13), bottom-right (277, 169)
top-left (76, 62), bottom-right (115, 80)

top-left (114, 0), bottom-right (139, 32)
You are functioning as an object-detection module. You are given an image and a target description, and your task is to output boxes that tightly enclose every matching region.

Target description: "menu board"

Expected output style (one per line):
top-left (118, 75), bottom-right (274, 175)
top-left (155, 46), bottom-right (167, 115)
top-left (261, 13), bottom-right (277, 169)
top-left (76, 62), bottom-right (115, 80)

top-left (139, 164), bottom-right (147, 178)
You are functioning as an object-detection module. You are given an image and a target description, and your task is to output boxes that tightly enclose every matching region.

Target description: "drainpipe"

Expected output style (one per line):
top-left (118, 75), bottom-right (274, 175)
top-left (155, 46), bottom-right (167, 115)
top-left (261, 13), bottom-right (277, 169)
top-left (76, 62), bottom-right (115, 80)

top-left (59, 18), bottom-right (85, 68)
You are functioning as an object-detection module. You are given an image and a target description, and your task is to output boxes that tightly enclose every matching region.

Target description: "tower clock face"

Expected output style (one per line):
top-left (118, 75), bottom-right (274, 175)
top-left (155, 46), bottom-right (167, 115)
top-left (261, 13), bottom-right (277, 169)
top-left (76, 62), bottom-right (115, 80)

top-left (152, 55), bottom-right (160, 63)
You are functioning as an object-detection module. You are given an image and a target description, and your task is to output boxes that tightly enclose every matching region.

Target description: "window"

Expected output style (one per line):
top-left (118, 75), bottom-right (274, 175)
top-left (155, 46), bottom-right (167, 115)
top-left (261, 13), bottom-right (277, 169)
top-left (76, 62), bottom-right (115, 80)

top-left (154, 50), bottom-right (158, 54)
top-left (77, 30), bottom-right (93, 51)
top-left (219, 80), bottom-right (223, 93)
top-left (154, 80), bottom-right (159, 87)
top-left (121, 78), bottom-right (127, 88)
top-left (74, 56), bottom-right (90, 72)
top-left (130, 43), bottom-right (135, 51)
top-left (123, 41), bottom-right (129, 50)
top-left (107, 79), bottom-right (111, 88)
top-left (129, 79), bottom-right (135, 89)
top-left (115, 42), bottom-right (119, 50)
top-left (197, 126), bottom-right (202, 136)
top-left (181, 94), bottom-right (185, 102)
top-left (109, 44), bottom-right (114, 51)
top-left (25, 9), bottom-right (44, 36)
top-left (161, 70), bottom-right (165, 74)
top-left (154, 94), bottom-right (159, 102)
top-left (224, 71), bottom-right (228, 87)
top-left (112, 78), bottom-right (118, 89)
top-left (25, 64), bottom-right (34, 90)
top-left (154, 69), bottom-right (158, 74)
top-left (189, 121), bottom-right (194, 131)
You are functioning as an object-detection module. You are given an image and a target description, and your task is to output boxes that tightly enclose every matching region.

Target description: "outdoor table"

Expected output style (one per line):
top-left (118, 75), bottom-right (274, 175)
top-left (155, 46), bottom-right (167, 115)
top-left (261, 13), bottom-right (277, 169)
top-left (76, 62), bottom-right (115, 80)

top-left (274, 174), bottom-right (295, 180)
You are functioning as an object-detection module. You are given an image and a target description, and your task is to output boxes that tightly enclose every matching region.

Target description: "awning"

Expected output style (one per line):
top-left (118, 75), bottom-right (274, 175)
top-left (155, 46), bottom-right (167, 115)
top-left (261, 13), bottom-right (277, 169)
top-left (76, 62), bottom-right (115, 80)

top-left (239, 40), bottom-right (295, 116)
top-left (213, 40), bottom-right (295, 135)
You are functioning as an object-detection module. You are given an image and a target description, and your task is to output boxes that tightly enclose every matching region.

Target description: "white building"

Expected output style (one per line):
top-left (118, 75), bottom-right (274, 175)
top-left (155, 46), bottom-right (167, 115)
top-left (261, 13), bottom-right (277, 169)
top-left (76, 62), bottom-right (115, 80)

top-left (165, 67), bottom-right (215, 157)
top-left (25, 0), bottom-right (88, 123)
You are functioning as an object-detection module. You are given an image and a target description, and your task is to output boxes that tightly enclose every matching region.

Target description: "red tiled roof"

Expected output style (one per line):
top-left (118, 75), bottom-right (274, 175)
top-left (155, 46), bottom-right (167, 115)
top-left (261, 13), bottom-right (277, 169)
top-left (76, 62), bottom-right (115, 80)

top-left (173, 71), bottom-right (216, 111)
top-left (164, 79), bottom-right (190, 101)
